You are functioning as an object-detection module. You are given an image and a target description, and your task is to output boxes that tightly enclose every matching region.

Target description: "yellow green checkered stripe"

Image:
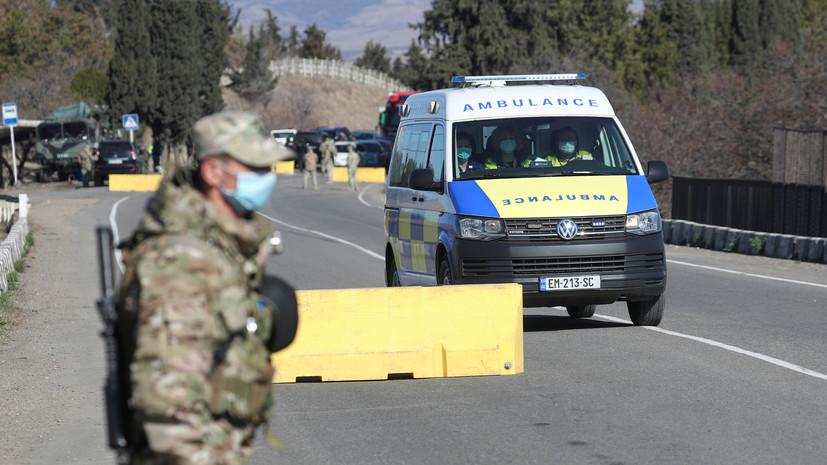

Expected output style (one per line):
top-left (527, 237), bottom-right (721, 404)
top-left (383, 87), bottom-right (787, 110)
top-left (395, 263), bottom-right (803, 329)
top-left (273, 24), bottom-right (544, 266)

top-left (395, 208), bottom-right (441, 275)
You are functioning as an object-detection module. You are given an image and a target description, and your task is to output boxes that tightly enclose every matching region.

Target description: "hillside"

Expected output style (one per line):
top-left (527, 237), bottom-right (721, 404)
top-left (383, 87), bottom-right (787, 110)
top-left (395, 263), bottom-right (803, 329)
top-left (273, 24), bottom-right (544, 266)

top-left (222, 75), bottom-right (392, 132)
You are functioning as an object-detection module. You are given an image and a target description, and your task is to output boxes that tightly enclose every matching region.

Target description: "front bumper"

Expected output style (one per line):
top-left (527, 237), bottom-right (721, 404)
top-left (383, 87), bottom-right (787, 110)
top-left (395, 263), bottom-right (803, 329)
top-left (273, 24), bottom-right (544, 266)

top-left (450, 233), bottom-right (666, 307)
top-left (95, 161), bottom-right (141, 176)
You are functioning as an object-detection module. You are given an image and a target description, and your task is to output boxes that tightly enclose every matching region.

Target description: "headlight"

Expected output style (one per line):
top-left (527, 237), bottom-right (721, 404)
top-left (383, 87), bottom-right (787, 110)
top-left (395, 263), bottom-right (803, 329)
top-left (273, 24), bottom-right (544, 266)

top-left (626, 210), bottom-right (661, 235)
top-left (458, 217), bottom-right (504, 240)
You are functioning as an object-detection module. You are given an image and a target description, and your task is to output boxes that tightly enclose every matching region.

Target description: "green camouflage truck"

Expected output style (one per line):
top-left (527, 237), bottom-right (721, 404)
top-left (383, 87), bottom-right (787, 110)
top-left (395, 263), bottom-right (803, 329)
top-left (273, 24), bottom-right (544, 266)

top-left (35, 102), bottom-right (101, 181)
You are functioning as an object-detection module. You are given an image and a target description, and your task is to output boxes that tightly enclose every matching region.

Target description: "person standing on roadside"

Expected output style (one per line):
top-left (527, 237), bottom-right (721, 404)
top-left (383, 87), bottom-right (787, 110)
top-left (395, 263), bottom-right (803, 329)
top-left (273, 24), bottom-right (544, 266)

top-left (346, 144), bottom-right (360, 192)
top-left (117, 111), bottom-right (288, 465)
top-left (78, 143), bottom-right (94, 187)
top-left (303, 143), bottom-right (319, 190)
top-left (320, 136), bottom-right (336, 183)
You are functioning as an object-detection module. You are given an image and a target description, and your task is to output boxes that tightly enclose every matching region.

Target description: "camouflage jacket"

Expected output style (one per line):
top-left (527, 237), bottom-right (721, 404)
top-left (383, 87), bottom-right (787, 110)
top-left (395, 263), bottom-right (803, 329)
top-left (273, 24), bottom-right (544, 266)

top-left (117, 179), bottom-right (277, 428)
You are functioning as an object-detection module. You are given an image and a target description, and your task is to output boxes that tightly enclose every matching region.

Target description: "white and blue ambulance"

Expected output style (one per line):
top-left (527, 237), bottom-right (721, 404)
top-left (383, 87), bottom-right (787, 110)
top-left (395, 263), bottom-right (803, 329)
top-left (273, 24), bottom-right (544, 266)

top-left (383, 74), bottom-right (670, 325)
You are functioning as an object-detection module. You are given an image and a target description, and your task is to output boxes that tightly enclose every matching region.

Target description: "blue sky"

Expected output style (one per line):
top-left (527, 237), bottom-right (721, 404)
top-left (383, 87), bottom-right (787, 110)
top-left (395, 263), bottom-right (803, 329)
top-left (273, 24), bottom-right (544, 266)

top-left (230, 0), bottom-right (431, 59)
top-left (229, 1), bottom-right (646, 61)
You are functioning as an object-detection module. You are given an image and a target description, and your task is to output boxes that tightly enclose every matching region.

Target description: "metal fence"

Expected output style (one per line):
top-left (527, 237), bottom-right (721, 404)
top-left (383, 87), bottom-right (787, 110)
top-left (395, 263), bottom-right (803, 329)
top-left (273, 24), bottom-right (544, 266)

top-left (671, 177), bottom-right (827, 238)
top-left (267, 58), bottom-right (410, 92)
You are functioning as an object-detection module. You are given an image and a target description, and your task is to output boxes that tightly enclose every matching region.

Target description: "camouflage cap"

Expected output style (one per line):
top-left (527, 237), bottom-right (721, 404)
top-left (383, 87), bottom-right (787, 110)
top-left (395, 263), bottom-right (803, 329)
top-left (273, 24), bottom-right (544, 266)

top-left (193, 111), bottom-right (289, 167)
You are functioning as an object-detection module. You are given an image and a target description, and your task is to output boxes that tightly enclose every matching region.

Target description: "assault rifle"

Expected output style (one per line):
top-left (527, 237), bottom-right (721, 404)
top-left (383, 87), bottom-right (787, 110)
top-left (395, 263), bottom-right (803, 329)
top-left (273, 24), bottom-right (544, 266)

top-left (95, 226), bottom-right (130, 464)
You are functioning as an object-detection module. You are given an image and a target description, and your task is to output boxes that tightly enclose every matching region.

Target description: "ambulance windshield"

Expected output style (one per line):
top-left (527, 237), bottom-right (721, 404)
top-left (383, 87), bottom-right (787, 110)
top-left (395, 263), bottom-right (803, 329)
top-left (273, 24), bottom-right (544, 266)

top-left (453, 117), bottom-right (639, 180)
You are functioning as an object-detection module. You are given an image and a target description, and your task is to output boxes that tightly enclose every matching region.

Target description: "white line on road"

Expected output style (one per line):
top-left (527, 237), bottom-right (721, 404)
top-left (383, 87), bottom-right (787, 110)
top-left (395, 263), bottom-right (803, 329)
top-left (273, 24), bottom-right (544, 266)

top-left (357, 184), bottom-right (384, 209)
top-left (256, 213), bottom-right (827, 382)
top-left (109, 196), bottom-right (129, 273)
top-left (257, 211), bottom-right (385, 261)
top-left (595, 314), bottom-right (827, 382)
top-left (667, 259), bottom-right (827, 290)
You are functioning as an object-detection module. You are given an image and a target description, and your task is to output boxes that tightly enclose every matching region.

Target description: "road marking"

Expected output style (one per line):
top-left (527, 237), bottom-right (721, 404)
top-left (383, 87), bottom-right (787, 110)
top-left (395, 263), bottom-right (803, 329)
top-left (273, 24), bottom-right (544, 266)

top-left (257, 212), bottom-right (384, 261)
top-left (109, 196), bottom-right (129, 273)
top-left (667, 259), bottom-right (827, 290)
top-left (595, 314), bottom-right (827, 382)
top-left (357, 184), bottom-right (384, 209)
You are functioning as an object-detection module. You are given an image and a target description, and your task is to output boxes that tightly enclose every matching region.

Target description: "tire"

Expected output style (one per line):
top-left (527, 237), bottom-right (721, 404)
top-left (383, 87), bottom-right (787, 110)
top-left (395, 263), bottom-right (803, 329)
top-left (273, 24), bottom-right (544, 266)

top-left (57, 171), bottom-right (69, 182)
top-left (386, 256), bottom-right (400, 287)
top-left (627, 293), bottom-right (665, 326)
top-left (566, 304), bottom-right (596, 318)
top-left (94, 175), bottom-right (104, 187)
top-left (437, 257), bottom-right (452, 285)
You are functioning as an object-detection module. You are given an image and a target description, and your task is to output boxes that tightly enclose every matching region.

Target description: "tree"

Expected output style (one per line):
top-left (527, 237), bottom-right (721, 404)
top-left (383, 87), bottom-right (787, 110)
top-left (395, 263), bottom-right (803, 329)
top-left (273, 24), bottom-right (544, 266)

top-left (299, 24), bottom-right (341, 60)
top-left (70, 67), bottom-right (108, 102)
top-left (397, 41), bottom-right (430, 90)
top-left (261, 9), bottom-right (283, 60)
top-left (195, 0), bottom-right (233, 115)
top-left (656, 0), bottom-right (712, 76)
top-left (631, 4), bottom-right (678, 94)
top-left (355, 40), bottom-right (391, 73)
top-left (147, 0), bottom-right (200, 148)
top-left (286, 25), bottom-right (300, 57)
top-left (231, 28), bottom-right (275, 103)
top-left (107, 0), bottom-right (156, 121)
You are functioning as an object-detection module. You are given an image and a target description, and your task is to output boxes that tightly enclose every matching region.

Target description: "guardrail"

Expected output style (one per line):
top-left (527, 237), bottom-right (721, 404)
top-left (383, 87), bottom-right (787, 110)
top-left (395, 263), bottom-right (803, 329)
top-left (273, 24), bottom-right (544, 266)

top-left (220, 58), bottom-right (411, 92)
top-left (0, 194), bottom-right (30, 292)
top-left (672, 177), bottom-right (827, 238)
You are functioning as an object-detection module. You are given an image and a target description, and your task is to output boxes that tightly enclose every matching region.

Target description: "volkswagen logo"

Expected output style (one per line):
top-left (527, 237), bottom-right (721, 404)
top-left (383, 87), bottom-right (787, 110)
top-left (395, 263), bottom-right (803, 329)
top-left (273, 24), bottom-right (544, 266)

top-left (556, 219), bottom-right (578, 240)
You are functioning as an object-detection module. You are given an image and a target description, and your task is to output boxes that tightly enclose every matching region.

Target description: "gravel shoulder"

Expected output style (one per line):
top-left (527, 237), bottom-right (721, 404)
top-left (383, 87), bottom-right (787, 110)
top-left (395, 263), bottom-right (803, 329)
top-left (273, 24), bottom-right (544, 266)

top-left (0, 187), bottom-right (115, 465)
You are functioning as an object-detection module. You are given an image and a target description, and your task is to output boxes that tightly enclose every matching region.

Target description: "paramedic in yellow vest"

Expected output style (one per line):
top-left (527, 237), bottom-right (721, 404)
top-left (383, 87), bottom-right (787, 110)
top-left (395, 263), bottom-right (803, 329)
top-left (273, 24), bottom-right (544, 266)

top-left (483, 126), bottom-right (530, 169)
top-left (547, 126), bottom-right (593, 167)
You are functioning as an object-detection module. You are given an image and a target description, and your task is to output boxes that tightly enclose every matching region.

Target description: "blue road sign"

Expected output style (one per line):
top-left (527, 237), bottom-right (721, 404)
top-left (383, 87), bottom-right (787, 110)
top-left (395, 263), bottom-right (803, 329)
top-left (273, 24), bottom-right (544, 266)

top-left (122, 114), bottom-right (140, 131)
top-left (2, 102), bottom-right (18, 126)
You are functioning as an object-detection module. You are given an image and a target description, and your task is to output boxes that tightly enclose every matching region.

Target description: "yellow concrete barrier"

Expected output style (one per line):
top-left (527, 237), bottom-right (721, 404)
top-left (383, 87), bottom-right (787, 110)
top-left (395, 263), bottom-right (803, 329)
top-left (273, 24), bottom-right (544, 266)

top-left (271, 284), bottom-right (524, 383)
top-left (331, 167), bottom-right (386, 184)
top-left (108, 174), bottom-right (162, 192)
top-left (273, 160), bottom-right (295, 175)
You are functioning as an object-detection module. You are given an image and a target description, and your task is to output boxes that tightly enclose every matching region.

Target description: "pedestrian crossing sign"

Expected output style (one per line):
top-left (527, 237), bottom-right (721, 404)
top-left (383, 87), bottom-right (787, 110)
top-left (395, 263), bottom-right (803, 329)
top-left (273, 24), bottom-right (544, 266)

top-left (122, 114), bottom-right (139, 131)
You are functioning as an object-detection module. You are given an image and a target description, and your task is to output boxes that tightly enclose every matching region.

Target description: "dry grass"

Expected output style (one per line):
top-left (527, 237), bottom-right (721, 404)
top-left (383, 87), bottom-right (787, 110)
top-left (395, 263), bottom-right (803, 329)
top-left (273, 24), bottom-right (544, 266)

top-left (223, 76), bottom-right (390, 132)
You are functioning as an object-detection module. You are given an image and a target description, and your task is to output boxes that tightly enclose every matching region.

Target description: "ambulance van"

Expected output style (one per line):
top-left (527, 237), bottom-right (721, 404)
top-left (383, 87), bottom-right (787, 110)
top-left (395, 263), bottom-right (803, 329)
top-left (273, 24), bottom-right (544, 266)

top-left (383, 74), bottom-right (670, 326)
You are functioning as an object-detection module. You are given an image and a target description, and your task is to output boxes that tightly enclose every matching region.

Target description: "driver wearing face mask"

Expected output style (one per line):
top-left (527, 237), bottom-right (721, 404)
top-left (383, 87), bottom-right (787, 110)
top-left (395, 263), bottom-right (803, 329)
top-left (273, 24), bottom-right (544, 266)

top-left (483, 126), bottom-right (530, 169)
top-left (546, 126), bottom-right (593, 167)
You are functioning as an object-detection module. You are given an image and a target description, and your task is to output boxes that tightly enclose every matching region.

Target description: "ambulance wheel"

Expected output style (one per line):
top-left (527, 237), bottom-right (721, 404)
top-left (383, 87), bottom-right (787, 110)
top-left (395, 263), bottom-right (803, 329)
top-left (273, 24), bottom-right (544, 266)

top-left (437, 257), bottom-right (453, 285)
top-left (627, 293), bottom-right (665, 326)
top-left (566, 304), bottom-right (596, 318)
top-left (385, 255), bottom-right (400, 287)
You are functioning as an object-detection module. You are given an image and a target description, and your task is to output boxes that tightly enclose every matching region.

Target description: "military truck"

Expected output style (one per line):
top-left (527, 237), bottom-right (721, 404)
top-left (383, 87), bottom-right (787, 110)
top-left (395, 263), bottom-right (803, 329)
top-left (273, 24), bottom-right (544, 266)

top-left (34, 102), bottom-right (101, 181)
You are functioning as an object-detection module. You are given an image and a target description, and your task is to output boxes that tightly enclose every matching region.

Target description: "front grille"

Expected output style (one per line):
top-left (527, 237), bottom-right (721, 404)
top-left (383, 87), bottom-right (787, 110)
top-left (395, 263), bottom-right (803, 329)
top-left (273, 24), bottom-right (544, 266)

top-left (461, 253), bottom-right (664, 278)
top-left (504, 215), bottom-right (626, 242)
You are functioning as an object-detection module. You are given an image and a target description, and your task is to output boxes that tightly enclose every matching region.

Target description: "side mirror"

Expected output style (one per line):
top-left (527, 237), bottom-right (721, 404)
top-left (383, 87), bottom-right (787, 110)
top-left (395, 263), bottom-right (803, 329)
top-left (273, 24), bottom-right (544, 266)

top-left (646, 160), bottom-right (670, 184)
top-left (409, 168), bottom-right (442, 192)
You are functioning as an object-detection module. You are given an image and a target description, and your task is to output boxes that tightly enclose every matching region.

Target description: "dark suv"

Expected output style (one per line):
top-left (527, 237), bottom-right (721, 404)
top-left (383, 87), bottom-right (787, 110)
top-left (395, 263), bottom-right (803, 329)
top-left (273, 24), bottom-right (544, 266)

top-left (93, 140), bottom-right (142, 186)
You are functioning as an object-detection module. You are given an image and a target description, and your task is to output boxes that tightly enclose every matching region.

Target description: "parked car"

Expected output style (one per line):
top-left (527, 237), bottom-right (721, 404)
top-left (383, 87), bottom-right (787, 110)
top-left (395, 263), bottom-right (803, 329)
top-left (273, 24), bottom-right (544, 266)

top-left (286, 131), bottom-right (325, 170)
top-left (333, 141), bottom-right (354, 167)
top-left (355, 140), bottom-right (391, 167)
top-left (316, 127), bottom-right (353, 141)
top-left (352, 130), bottom-right (378, 140)
top-left (271, 128), bottom-right (297, 146)
top-left (93, 140), bottom-right (142, 186)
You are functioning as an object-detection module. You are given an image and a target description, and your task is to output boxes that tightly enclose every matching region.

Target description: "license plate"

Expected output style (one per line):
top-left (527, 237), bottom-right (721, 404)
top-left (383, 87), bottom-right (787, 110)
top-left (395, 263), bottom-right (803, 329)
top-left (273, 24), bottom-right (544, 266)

top-left (107, 159), bottom-right (123, 164)
top-left (539, 275), bottom-right (601, 291)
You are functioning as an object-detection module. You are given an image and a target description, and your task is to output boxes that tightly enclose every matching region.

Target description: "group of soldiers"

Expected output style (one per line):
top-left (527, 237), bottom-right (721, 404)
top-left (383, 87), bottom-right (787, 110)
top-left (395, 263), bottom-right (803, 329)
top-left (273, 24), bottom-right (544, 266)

top-left (301, 136), bottom-right (360, 192)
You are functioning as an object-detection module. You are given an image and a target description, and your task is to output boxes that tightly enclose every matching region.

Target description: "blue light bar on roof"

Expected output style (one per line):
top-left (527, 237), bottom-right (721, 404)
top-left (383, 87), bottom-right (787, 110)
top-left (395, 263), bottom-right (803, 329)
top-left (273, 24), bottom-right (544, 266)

top-left (451, 73), bottom-right (587, 83)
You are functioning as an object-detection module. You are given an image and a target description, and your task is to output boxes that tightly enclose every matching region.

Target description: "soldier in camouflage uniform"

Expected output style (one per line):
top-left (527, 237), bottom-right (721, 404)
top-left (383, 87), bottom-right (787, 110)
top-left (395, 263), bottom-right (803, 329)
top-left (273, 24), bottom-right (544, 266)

top-left (117, 112), bottom-right (288, 465)
top-left (78, 144), bottom-right (94, 187)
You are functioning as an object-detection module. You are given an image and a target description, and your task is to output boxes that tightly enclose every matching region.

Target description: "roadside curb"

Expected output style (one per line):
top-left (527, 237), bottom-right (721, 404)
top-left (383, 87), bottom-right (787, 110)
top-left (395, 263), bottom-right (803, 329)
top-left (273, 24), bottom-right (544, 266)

top-left (663, 219), bottom-right (827, 264)
top-left (0, 194), bottom-right (30, 293)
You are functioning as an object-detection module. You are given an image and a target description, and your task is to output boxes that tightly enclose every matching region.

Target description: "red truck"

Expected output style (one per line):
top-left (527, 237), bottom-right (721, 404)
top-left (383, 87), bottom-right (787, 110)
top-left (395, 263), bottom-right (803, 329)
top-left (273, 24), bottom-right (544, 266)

top-left (378, 90), bottom-right (416, 140)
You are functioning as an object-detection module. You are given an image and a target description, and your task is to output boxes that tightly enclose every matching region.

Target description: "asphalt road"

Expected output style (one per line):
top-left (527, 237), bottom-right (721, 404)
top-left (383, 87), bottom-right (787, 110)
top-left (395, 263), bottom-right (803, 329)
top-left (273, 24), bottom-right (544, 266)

top-left (3, 175), bottom-right (826, 465)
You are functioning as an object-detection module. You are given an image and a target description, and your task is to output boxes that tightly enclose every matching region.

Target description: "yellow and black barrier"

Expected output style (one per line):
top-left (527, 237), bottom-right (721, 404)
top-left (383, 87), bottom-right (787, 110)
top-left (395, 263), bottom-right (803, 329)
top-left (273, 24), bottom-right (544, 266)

top-left (108, 174), bottom-right (162, 192)
top-left (271, 284), bottom-right (524, 383)
top-left (330, 167), bottom-right (386, 184)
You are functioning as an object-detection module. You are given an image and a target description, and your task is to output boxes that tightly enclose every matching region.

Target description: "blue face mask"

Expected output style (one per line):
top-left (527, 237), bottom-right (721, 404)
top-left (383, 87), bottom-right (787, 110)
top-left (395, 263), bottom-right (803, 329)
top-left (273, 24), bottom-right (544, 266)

top-left (457, 147), bottom-right (472, 161)
top-left (222, 171), bottom-right (277, 215)
top-left (559, 141), bottom-right (576, 156)
top-left (500, 139), bottom-right (517, 153)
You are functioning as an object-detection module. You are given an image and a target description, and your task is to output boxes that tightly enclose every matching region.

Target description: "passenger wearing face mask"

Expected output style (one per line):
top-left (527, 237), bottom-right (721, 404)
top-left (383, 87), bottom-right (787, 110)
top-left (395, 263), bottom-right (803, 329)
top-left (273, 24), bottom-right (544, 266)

top-left (455, 132), bottom-right (477, 175)
top-left (546, 126), bottom-right (593, 167)
top-left (483, 126), bottom-right (530, 169)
